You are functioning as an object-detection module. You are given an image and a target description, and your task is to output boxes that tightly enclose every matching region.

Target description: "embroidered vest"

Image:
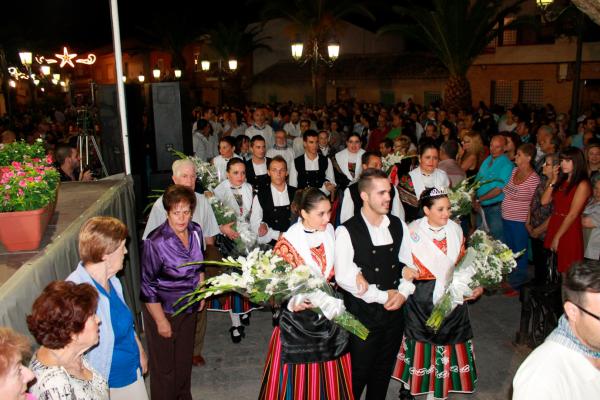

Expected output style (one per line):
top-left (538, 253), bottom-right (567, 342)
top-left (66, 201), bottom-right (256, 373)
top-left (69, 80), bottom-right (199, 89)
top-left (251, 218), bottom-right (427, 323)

top-left (294, 155), bottom-right (328, 190)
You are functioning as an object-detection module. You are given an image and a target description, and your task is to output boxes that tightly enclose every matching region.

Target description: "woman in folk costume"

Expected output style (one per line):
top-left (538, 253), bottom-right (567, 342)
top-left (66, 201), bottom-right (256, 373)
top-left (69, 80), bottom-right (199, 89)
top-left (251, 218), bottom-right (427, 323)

top-left (211, 158), bottom-right (260, 342)
top-left (333, 132), bottom-right (366, 189)
top-left (391, 141), bottom-right (450, 223)
top-left (392, 187), bottom-right (483, 400)
top-left (259, 188), bottom-right (354, 400)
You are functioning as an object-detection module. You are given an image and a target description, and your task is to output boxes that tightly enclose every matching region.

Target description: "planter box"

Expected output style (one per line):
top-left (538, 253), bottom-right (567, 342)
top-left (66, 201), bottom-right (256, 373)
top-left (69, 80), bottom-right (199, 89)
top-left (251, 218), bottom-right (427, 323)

top-left (0, 201), bottom-right (55, 251)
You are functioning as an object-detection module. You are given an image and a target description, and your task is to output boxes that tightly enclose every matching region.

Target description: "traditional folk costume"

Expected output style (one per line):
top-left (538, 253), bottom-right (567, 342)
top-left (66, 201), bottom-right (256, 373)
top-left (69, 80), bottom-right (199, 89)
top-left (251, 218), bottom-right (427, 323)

top-left (391, 218), bottom-right (477, 399)
top-left (335, 212), bottom-right (414, 399)
top-left (213, 154), bottom-right (242, 182)
top-left (333, 148), bottom-right (365, 190)
top-left (259, 222), bottom-right (354, 400)
top-left (250, 184), bottom-right (297, 246)
top-left (245, 157), bottom-right (271, 195)
top-left (391, 166), bottom-right (450, 223)
top-left (339, 182), bottom-right (405, 224)
top-left (210, 179), bottom-right (259, 316)
top-left (290, 154), bottom-right (336, 195)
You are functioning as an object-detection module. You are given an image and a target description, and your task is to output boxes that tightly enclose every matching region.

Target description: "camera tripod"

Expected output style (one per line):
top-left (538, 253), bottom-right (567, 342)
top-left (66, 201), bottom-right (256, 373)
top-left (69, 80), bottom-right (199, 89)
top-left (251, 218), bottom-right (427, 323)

top-left (76, 107), bottom-right (109, 178)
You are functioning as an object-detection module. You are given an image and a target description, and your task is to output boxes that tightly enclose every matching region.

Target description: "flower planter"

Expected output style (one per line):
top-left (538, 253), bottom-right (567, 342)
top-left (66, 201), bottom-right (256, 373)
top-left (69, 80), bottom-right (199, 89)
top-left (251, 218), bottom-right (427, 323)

top-left (0, 201), bottom-right (55, 251)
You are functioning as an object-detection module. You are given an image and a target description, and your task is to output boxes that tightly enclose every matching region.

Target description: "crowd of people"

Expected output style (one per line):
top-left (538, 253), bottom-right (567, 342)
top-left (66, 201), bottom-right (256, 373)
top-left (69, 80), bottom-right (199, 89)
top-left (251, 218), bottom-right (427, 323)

top-left (1, 98), bottom-right (600, 399)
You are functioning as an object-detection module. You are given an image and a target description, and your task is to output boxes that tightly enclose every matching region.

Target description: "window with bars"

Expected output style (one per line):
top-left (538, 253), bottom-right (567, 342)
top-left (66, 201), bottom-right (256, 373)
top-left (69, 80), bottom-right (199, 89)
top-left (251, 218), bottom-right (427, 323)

top-left (424, 91), bottom-right (442, 107)
top-left (519, 80), bottom-right (544, 107)
top-left (491, 80), bottom-right (513, 109)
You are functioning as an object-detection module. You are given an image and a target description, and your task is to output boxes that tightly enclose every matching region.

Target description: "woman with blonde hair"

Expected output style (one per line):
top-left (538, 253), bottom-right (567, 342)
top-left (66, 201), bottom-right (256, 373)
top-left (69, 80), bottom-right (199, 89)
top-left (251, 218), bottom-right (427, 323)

top-left (459, 131), bottom-right (485, 179)
top-left (0, 327), bottom-right (36, 400)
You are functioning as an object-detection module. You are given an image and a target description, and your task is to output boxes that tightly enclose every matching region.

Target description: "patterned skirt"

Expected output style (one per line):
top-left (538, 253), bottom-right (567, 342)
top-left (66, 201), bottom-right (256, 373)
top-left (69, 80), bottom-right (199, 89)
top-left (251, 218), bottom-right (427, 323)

top-left (391, 336), bottom-right (477, 399)
top-left (259, 327), bottom-right (354, 400)
top-left (207, 293), bottom-right (261, 314)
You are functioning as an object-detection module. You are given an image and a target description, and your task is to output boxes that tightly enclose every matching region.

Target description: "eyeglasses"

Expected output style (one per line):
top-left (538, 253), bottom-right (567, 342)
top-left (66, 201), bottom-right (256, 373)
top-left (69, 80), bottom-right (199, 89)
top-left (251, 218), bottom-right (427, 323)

top-left (573, 302), bottom-right (600, 322)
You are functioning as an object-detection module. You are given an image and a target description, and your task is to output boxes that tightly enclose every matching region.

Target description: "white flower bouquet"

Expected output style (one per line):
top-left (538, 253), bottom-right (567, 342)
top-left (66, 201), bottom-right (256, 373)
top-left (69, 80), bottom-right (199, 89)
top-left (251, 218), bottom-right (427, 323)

top-left (171, 150), bottom-right (219, 191)
top-left (448, 176), bottom-right (497, 216)
top-left (425, 230), bottom-right (524, 331)
top-left (174, 248), bottom-right (369, 340)
top-left (381, 152), bottom-right (416, 174)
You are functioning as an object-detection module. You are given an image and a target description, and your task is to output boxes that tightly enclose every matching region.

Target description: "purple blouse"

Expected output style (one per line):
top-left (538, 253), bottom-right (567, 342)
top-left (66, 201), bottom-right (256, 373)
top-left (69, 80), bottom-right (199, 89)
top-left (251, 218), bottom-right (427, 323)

top-left (140, 221), bottom-right (204, 314)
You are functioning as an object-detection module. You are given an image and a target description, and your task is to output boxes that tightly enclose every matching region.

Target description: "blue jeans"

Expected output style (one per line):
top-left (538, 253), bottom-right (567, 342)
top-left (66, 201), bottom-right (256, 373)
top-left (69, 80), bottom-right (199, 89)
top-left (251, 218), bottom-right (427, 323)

top-left (502, 218), bottom-right (529, 289)
top-left (478, 203), bottom-right (504, 242)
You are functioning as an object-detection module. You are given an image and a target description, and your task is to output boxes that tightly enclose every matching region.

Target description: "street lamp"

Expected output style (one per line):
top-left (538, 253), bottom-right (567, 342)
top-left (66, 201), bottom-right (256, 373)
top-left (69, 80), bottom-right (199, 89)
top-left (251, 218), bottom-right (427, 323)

top-left (40, 65), bottom-right (51, 76)
top-left (537, 0), bottom-right (583, 134)
top-left (201, 60), bottom-right (210, 72)
top-left (290, 36), bottom-right (341, 106)
top-left (138, 74), bottom-right (145, 83)
top-left (228, 60), bottom-right (238, 71)
top-left (18, 51), bottom-right (32, 69)
top-left (152, 67), bottom-right (161, 80)
top-left (174, 69), bottom-right (182, 79)
top-left (199, 58), bottom-right (238, 105)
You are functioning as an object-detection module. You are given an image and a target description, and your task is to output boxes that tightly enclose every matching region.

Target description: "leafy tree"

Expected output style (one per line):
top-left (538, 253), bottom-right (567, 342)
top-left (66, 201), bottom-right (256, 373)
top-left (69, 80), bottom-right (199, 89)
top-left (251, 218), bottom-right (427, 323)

top-left (380, 0), bottom-right (525, 111)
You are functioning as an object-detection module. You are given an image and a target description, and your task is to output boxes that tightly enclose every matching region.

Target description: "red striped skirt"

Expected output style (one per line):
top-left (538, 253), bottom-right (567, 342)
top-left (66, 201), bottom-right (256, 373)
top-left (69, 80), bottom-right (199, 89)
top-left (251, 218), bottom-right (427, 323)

top-left (391, 336), bottom-right (477, 399)
top-left (259, 327), bottom-right (354, 400)
top-left (207, 293), bottom-right (260, 314)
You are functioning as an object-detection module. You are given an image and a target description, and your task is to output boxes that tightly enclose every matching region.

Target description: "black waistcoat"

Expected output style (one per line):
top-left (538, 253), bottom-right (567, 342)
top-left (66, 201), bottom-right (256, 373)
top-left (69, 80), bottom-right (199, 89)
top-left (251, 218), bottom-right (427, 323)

top-left (348, 182), bottom-right (397, 219)
top-left (294, 154), bottom-right (328, 189)
top-left (257, 185), bottom-right (296, 239)
top-left (245, 158), bottom-right (271, 194)
top-left (342, 215), bottom-right (404, 329)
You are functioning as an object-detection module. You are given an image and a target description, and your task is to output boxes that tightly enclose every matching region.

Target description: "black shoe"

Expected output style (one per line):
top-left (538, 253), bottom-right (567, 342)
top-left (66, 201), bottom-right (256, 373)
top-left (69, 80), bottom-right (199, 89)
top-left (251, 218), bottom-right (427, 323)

top-left (229, 326), bottom-right (245, 343)
top-left (240, 313), bottom-right (250, 326)
top-left (399, 387), bottom-right (415, 400)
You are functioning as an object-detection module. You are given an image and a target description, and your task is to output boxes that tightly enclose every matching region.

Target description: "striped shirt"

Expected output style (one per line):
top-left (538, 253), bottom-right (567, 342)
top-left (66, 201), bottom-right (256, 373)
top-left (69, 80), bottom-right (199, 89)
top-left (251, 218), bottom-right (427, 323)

top-left (501, 168), bottom-right (540, 222)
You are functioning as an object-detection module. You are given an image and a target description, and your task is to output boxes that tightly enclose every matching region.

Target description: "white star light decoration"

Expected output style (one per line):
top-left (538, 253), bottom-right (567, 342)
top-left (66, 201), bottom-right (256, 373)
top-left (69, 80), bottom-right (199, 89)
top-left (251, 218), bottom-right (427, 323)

top-left (34, 46), bottom-right (96, 69)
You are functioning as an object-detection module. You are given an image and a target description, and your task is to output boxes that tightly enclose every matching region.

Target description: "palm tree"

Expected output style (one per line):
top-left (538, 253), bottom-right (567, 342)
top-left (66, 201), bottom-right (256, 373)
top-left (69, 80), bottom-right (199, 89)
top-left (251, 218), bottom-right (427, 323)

top-left (261, 0), bottom-right (374, 106)
top-left (380, 0), bottom-right (525, 111)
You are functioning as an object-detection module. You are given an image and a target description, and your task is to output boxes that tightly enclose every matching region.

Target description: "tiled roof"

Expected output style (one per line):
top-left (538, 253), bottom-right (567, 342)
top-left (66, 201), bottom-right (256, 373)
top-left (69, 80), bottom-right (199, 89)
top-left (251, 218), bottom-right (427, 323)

top-left (253, 53), bottom-right (448, 82)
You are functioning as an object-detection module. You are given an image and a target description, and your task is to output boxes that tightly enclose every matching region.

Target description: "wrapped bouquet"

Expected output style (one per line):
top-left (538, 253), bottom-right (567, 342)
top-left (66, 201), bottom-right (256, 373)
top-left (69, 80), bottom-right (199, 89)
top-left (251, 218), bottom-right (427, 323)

top-left (174, 248), bottom-right (369, 340)
top-left (426, 230), bottom-right (524, 331)
top-left (381, 152), bottom-right (416, 174)
top-left (448, 176), bottom-right (498, 217)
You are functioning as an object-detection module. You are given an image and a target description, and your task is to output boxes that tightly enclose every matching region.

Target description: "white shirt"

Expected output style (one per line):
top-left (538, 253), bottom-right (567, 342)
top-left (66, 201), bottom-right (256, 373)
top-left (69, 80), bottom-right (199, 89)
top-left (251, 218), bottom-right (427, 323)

top-left (288, 154), bottom-right (336, 195)
top-left (245, 124), bottom-right (274, 149)
top-left (142, 193), bottom-right (220, 241)
top-left (252, 160), bottom-right (268, 176)
top-left (250, 184), bottom-right (290, 244)
top-left (334, 212), bottom-right (414, 304)
top-left (292, 136), bottom-right (305, 157)
top-left (513, 340), bottom-right (600, 400)
top-left (213, 179), bottom-right (254, 218)
top-left (283, 121), bottom-right (302, 138)
top-left (193, 132), bottom-right (211, 161)
top-left (340, 185), bottom-right (405, 223)
top-left (266, 147), bottom-right (295, 170)
top-left (212, 154), bottom-right (241, 182)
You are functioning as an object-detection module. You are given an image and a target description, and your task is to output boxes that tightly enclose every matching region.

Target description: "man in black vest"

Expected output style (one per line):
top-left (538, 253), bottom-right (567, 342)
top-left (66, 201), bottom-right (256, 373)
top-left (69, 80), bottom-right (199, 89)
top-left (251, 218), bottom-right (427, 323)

top-left (245, 135), bottom-right (271, 195)
top-left (250, 156), bottom-right (296, 246)
top-left (289, 129), bottom-right (336, 195)
top-left (339, 151), bottom-right (405, 224)
top-left (335, 168), bottom-right (415, 400)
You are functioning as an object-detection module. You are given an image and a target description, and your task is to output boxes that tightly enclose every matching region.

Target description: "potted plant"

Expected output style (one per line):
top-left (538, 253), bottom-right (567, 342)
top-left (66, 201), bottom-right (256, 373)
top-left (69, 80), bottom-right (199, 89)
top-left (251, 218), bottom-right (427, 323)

top-left (0, 140), bottom-right (60, 251)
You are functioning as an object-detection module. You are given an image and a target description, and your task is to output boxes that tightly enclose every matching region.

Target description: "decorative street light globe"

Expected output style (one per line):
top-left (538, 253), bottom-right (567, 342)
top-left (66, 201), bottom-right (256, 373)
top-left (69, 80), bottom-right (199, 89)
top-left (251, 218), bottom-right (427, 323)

top-left (327, 42), bottom-right (340, 61)
top-left (19, 51), bottom-right (32, 66)
top-left (40, 65), bottom-right (51, 76)
top-left (138, 74), bottom-right (145, 83)
top-left (174, 69), bottom-right (182, 78)
top-left (152, 68), bottom-right (161, 79)
top-left (122, 76), bottom-right (127, 83)
top-left (201, 60), bottom-right (210, 71)
top-left (228, 60), bottom-right (238, 71)
top-left (291, 41), bottom-right (304, 61)
top-left (52, 73), bottom-right (60, 81)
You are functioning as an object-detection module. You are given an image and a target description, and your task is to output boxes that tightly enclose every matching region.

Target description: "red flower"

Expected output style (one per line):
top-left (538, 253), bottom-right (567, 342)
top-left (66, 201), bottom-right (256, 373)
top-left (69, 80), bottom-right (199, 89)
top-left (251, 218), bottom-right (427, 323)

top-left (19, 180), bottom-right (27, 187)
top-left (46, 155), bottom-right (53, 164)
top-left (11, 161), bottom-right (21, 169)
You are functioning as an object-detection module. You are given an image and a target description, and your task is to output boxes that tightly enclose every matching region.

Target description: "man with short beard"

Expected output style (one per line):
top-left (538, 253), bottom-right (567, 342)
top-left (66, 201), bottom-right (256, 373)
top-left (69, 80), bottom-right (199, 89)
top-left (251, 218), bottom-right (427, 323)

top-left (335, 168), bottom-right (415, 400)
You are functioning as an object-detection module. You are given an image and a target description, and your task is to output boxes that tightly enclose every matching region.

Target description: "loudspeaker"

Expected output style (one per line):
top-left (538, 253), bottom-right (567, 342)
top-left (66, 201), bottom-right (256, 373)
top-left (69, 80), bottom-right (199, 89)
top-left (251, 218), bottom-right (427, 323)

top-left (97, 84), bottom-right (147, 175)
top-left (150, 82), bottom-right (192, 171)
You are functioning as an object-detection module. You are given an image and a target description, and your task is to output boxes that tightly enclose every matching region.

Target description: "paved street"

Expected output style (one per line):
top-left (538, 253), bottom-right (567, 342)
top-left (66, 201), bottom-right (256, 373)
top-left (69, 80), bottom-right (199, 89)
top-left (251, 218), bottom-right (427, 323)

top-left (183, 293), bottom-right (532, 400)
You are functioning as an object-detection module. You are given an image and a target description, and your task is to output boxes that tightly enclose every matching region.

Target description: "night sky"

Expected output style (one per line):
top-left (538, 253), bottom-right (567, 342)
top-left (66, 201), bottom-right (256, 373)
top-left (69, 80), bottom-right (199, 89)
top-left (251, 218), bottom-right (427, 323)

top-left (1, 0), bottom-right (406, 63)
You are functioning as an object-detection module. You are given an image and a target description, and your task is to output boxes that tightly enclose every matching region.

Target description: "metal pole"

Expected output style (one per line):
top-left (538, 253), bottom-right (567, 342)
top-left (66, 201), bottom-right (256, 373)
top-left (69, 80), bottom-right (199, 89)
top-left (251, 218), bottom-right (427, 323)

top-left (109, 0), bottom-right (132, 175)
top-left (569, 10), bottom-right (584, 135)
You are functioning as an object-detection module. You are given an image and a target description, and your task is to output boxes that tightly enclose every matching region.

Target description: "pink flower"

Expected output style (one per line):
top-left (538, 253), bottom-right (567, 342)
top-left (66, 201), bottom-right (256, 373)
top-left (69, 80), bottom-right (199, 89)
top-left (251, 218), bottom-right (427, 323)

top-left (11, 161), bottom-right (21, 169)
top-left (26, 177), bottom-right (34, 182)
top-left (32, 158), bottom-right (41, 163)
top-left (19, 180), bottom-right (27, 187)
top-left (4, 185), bottom-right (10, 190)
top-left (46, 155), bottom-right (53, 164)
top-left (17, 171), bottom-right (26, 177)
top-left (34, 176), bottom-right (43, 182)
top-left (17, 189), bottom-right (24, 196)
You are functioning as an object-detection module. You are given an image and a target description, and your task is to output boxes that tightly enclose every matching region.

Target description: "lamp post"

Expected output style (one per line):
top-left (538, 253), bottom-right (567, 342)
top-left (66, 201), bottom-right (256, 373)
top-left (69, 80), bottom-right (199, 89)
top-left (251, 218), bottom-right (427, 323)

top-left (18, 51), bottom-right (36, 105)
top-left (537, 0), bottom-right (584, 134)
top-left (290, 36), bottom-right (340, 106)
top-left (200, 58), bottom-right (238, 105)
